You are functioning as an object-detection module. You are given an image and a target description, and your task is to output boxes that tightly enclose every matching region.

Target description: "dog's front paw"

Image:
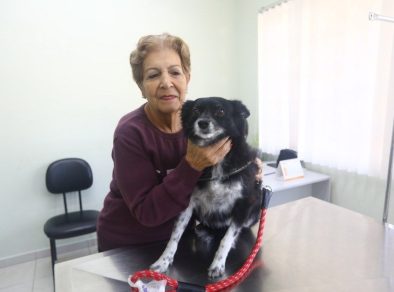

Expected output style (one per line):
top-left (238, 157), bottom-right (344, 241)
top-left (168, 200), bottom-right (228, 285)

top-left (150, 258), bottom-right (171, 273)
top-left (208, 263), bottom-right (225, 279)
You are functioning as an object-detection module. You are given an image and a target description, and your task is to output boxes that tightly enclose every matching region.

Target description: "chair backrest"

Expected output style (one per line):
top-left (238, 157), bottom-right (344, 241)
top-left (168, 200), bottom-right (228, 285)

top-left (46, 158), bottom-right (93, 194)
top-left (46, 158), bottom-right (93, 214)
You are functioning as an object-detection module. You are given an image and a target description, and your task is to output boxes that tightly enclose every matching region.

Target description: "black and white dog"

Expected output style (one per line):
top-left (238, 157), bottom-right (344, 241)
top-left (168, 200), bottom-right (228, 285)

top-left (151, 97), bottom-right (262, 278)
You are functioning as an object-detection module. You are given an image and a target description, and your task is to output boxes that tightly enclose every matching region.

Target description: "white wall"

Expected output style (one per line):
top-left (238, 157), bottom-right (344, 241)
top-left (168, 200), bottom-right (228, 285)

top-left (234, 0), bottom-right (278, 145)
top-left (0, 0), bottom-right (242, 260)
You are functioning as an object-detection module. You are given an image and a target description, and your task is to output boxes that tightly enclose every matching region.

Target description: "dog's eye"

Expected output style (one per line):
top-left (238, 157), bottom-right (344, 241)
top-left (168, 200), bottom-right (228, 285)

top-left (192, 107), bottom-right (200, 116)
top-left (215, 108), bottom-right (225, 117)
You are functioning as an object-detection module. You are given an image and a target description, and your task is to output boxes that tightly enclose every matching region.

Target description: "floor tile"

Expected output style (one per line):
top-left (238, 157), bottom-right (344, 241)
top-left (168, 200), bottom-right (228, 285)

top-left (0, 282), bottom-right (33, 292)
top-left (0, 247), bottom-right (96, 292)
top-left (33, 275), bottom-right (53, 292)
top-left (0, 261), bottom-right (35, 289)
top-left (89, 244), bottom-right (98, 254)
top-left (34, 257), bottom-right (52, 280)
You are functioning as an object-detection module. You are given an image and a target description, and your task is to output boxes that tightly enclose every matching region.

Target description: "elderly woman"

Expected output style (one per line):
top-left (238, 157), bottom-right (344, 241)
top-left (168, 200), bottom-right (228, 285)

top-left (97, 33), bottom-right (232, 251)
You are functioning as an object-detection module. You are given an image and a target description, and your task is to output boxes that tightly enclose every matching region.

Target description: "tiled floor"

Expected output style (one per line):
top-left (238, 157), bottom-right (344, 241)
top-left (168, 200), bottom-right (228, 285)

top-left (0, 243), bottom-right (98, 292)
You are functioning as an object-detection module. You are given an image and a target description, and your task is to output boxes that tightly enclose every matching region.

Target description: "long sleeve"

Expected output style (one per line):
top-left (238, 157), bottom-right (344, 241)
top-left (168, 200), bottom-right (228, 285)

top-left (112, 131), bottom-right (201, 227)
top-left (97, 105), bottom-right (202, 248)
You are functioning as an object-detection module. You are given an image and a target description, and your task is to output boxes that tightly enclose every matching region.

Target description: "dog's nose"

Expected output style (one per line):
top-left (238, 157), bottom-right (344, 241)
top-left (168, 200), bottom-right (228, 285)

top-left (197, 120), bottom-right (210, 130)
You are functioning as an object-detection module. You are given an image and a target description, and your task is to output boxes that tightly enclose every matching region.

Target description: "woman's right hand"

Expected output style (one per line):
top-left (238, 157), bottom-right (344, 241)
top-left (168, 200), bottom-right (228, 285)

top-left (185, 137), bottom-right (232, 171)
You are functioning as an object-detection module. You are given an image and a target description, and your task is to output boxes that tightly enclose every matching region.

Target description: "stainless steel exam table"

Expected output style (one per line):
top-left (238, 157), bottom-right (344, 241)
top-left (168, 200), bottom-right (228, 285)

top-left (55, 197), bottom-right (394, 292)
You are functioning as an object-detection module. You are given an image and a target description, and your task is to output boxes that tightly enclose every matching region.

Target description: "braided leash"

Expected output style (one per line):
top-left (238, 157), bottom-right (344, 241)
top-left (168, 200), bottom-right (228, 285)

top-left (205, 209), bottom-right (266, 292)
top-left (129, 270), bottom-right (178, 292)
top-left (129, 186), bottom-right (271, 292)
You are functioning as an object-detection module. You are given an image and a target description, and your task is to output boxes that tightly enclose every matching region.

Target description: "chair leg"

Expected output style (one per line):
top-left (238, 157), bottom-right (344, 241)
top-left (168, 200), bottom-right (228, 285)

top-left (49, 239), bottom-right (57, 278)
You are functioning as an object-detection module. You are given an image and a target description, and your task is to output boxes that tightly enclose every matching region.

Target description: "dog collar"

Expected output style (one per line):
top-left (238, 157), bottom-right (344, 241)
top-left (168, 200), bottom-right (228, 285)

top-left (198, 160), bottom-right (253, 182)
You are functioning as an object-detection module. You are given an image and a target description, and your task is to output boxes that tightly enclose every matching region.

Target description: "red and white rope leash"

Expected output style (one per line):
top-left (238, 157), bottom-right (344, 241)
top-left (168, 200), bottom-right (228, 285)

top-left (128, 206), bottom-right (267, 292)
top-left (206, 208), bottom-right (266, 291)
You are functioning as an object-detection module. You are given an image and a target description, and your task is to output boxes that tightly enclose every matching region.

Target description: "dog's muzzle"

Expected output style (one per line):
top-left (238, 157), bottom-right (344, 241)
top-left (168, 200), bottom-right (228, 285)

top-left (197, 119), bottom-right (210, 131)
top-left (193, 118), bottom-right (224, 146)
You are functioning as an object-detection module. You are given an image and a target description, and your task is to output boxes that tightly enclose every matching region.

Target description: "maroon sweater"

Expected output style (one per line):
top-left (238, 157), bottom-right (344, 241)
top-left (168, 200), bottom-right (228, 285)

top-left (97, 104), bottom-right (202, 250)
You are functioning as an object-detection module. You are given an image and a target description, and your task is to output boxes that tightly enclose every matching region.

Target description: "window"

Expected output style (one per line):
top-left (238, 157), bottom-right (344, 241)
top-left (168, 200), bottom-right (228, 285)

top-left (258, 0), bottom-right (394, 177)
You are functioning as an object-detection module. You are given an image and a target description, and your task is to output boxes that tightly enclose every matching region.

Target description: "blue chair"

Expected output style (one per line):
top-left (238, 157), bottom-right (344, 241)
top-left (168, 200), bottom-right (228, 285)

top-left (43, 158), bottom-right (99, 274)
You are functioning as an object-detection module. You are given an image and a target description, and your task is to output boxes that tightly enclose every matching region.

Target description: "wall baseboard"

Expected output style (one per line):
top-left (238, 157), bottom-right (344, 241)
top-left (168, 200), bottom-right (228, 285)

top-left (0, 237), bottom-right (97, 269)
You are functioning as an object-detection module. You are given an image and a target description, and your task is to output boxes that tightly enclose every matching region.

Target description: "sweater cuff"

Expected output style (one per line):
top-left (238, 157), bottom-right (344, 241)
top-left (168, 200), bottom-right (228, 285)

top-left (177, 157), bottom-right (203, 185)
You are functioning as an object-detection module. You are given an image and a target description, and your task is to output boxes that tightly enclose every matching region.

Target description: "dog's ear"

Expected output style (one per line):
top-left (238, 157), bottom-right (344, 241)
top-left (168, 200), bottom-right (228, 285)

top-left (231, 100), bottom-right (250, 138)
top-left (232, 100), bottom-right (250, 119)
top-left (181, 100), bottom-right (195, 128)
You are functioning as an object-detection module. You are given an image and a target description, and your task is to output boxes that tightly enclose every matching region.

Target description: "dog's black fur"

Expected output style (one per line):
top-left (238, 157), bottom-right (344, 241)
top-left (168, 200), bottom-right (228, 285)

top-left (150, 97), bottom-right (261, 278)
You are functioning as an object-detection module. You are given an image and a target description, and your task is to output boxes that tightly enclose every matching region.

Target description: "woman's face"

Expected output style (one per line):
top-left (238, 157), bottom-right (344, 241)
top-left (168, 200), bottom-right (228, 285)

top-left (141, 48), bottom-right (190, 116)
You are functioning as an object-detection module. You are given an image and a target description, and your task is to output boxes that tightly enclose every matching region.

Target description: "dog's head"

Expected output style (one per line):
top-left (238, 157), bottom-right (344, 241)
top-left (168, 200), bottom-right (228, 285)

top-left (181, 97), bottom-right (250, 147)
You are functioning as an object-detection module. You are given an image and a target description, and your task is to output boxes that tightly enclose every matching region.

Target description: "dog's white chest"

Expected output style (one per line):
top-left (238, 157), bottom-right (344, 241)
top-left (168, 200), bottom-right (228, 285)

top-left (190, 164), bottom-right (243, 217)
